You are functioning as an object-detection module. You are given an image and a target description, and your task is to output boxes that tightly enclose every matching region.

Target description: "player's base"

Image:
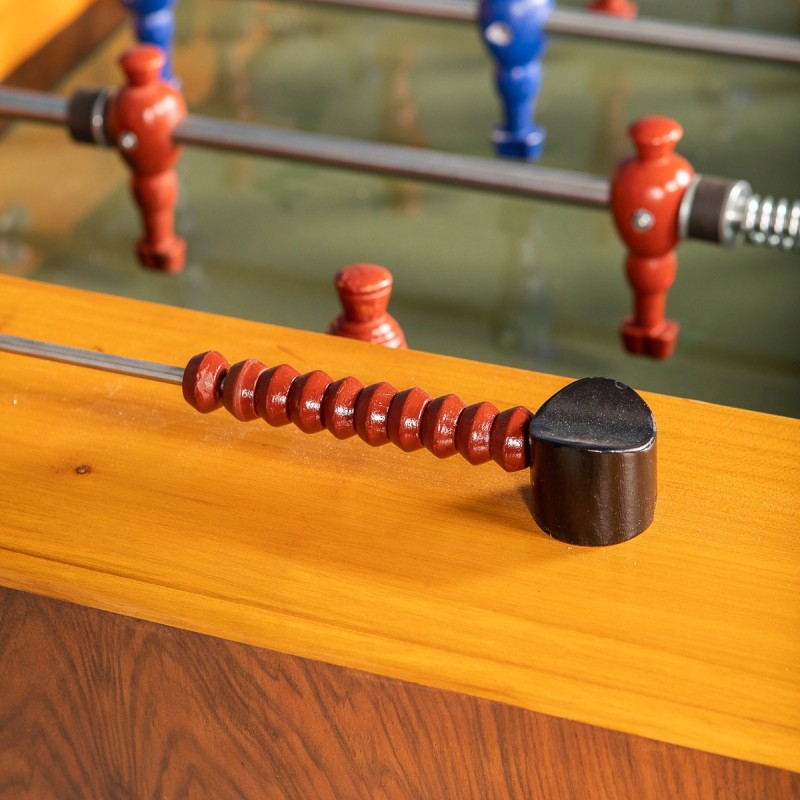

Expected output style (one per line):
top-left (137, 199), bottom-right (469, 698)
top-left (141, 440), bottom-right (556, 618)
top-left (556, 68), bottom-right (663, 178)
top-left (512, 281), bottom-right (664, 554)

top-left (620, 317), bottom-right (679, 359)
top-left (136, 237), bottom-right (186, 273)
top-left (491, 127), bottom-right (546, 161)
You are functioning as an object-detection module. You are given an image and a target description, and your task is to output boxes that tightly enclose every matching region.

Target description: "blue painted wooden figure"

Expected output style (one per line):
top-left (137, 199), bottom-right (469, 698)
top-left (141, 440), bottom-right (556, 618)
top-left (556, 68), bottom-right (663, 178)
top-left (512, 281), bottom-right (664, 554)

top-left (478, 0), bottom-right (554, 160)
top-left (122, 0), bottom-right (178, 83)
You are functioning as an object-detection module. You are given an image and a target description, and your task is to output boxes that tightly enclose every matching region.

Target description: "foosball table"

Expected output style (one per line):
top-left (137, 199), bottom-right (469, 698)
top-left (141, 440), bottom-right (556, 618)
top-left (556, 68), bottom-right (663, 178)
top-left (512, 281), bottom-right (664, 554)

top-left (0, 1), bottom-right (799, 797)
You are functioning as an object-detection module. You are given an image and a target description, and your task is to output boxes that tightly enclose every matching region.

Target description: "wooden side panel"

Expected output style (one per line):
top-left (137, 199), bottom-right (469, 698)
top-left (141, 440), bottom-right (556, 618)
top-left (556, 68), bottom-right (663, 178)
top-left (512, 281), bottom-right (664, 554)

top-left (1, 587), bottom-right (797, 799)
top-left (4, 0), bottom-right (125, 91)
top-left (0, 0), bottom-right (105, 82)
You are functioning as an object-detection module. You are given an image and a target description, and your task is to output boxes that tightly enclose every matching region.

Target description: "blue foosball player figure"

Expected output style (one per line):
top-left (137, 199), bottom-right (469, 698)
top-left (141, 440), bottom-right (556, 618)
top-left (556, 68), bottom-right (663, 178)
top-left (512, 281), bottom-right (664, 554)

top-left (478, 0), bottom-right (554, 160)
top-left (121, 0), bottom-right (179, 83)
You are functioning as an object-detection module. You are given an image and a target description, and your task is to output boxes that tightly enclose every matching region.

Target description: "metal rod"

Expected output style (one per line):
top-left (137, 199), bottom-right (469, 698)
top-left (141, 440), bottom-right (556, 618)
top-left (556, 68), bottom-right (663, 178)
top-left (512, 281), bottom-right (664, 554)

top-left (291, 0), bottom-right (473, 22)
top-left (0, 334), bottom-right (183, 384)
top-left (173, 115), bottom-right (611, 208)
top-left (287, 0), bottom-right (800, 66)
top-left (547, 8), bottom-right (800, 66)
top-left (0, 86), bottom-right (610, 207)
top-left (0, 88), bottom-right (68, 125)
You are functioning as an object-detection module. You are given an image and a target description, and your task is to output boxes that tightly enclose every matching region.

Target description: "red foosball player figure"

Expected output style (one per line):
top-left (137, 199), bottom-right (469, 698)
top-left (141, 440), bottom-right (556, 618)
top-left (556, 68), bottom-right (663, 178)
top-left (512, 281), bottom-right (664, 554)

top-left (328, 263), bottom-right (407, 349)
top-left (587, 0), bottom-right (638, 18)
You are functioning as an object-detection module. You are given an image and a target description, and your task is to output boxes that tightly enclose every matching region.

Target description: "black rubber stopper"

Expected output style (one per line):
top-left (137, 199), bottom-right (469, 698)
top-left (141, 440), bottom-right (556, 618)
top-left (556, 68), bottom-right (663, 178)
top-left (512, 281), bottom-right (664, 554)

top-left (529, 377), bottom-right (656, 547)
top-left (67, 88), bottom-right (110, 146)
top-left (685, 175), bottom-right (739, 244)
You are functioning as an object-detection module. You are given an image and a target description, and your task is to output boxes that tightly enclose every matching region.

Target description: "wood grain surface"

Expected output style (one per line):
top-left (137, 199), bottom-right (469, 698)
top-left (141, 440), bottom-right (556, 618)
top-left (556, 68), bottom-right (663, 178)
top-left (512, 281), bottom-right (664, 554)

top-left (0, 0), bottom-right (100, 81)
top-left (1, 0), bottom-right (125, 91)
top-left (0, 275), bottom-right (797, 774)
top-left (2, 586), bottom-right (798, 799)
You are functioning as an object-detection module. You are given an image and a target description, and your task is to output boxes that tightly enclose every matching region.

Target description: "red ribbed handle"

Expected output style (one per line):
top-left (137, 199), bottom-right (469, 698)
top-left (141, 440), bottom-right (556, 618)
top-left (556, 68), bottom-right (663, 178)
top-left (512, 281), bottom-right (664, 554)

top-left (182, 351), bottom-right (532, 472)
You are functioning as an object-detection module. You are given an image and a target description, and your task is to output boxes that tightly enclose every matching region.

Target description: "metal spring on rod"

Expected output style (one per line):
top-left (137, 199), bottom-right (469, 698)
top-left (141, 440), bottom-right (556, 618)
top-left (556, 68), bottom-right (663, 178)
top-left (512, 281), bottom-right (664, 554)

top-left (741, 194), bottom-right (800, 251)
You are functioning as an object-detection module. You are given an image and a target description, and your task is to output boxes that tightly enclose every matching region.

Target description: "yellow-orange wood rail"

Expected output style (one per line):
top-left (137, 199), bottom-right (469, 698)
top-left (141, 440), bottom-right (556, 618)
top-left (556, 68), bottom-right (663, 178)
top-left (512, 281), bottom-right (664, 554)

top-left (0, 275), bottom-right (797, 775)
top-left (0, 0), bottom-right (98, 80)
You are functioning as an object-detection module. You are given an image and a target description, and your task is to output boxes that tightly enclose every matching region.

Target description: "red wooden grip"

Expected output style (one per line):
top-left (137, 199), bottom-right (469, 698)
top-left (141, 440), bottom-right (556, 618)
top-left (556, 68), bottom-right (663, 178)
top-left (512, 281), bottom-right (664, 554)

top-left (182, 351), bottom-right (532, 472)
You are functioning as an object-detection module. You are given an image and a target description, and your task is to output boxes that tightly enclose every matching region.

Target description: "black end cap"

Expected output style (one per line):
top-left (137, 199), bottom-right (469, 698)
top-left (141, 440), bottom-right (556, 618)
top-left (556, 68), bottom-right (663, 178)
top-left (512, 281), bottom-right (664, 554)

top-left (67, 88), bottom-right (110, 146)
top-left (530, 377), bottom-right (656, 547)
top-left (685, 176), bottom-right (738, 244)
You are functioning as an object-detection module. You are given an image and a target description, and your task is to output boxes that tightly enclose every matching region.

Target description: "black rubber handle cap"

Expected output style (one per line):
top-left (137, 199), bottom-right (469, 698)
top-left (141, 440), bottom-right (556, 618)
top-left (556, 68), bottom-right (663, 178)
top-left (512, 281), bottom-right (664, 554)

top-left (529, 377), bottom-right (657, 547)
top-left (68, 88), bottom-right (102, 144)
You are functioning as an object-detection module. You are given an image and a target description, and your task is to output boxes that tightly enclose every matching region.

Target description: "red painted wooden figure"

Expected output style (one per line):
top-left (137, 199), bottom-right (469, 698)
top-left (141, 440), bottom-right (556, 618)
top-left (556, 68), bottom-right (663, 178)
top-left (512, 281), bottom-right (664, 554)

top-left (106, 45), bottom-right (186, 272)
top-left (328, 264), bottom-right (407, 349)
top-left (611, 116), bottom-right (694, 359)
top-left (587, 0), bottom-right (637, 18)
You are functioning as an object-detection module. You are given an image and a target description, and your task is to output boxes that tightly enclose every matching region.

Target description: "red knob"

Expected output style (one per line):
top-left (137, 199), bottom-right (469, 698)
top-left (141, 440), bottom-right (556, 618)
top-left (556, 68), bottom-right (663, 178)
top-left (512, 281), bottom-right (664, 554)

top-left (629, 116), bottom-right (684, 163)
top-left (107, 45), bottom-right (186, 273)
top-left (119, 46), bottom-right (163, 87)
top-left (587, 0), bottom-right (637, 18)
top-left (610, 116), bottom-right (695, 359)
top-left (328, 263), bottom-right (408, 349)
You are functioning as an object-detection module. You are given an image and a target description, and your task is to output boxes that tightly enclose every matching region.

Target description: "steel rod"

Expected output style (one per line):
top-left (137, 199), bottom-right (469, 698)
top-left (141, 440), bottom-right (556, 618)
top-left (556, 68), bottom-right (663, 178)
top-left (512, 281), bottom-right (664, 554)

top-left (547, 8), bottom-right (800, 66)
top-left (173, 115), bottom-right (611, 207)
top-left (0, 334), bottom-right (183, 384)
top-left (0, 86), bottom-right (610, 207)
top-left (287, 0), bottom-right (800, 66)
top-left (291, 0), bottom-right (473, 22)
top-left (0, 88), bottom-right (68, 125)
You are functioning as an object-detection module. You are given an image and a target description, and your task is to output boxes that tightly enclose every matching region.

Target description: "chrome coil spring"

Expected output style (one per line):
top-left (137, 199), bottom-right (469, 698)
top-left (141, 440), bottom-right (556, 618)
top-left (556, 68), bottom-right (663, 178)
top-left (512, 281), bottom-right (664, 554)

top-left (741, 194), bottom-right (800, 251)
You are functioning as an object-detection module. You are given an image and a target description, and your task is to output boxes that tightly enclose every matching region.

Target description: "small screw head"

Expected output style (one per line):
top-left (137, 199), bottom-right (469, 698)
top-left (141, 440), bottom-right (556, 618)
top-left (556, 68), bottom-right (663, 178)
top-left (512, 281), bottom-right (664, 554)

top-left (484, 21), bottom-right (513, 46)
top-left (118, 131), bottom-right (138, 152)
top-left (631, 208), bottom-right (655, 232)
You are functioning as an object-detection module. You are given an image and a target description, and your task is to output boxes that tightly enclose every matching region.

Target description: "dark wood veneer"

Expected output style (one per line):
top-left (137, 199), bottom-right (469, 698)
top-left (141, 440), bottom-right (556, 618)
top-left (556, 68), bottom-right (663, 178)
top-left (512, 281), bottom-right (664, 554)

top-left (0, 587), bottom-right (797, 799)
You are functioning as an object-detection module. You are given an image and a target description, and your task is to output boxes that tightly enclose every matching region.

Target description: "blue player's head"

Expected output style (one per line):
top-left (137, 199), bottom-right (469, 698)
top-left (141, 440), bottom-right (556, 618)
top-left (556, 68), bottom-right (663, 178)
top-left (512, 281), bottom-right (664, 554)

top-left (479, 0), bottom-right (554, 69)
